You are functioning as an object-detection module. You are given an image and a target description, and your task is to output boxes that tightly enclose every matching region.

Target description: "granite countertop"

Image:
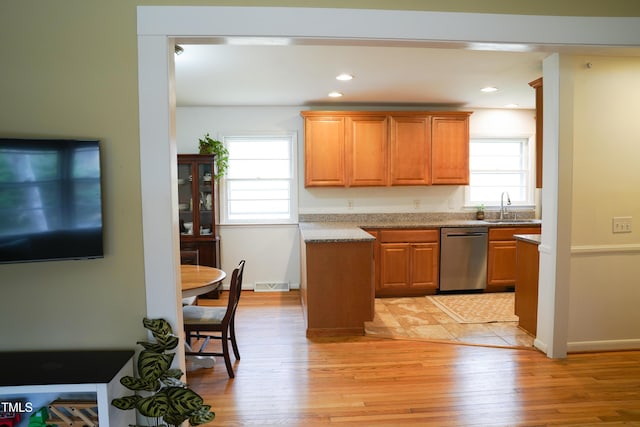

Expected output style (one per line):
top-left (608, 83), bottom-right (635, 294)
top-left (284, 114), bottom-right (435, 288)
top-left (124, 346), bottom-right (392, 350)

top-left (299, 213), bottom-right (541, 243)
top-left (514, 234), bottom-right (542, 245)
top-left (299, 222), bottom-right (377, 243)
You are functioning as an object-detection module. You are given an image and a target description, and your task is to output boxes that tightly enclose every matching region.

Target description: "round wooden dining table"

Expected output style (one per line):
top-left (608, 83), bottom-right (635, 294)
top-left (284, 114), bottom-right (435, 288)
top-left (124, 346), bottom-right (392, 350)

top-left (180, 265), bottom-right (226, 298)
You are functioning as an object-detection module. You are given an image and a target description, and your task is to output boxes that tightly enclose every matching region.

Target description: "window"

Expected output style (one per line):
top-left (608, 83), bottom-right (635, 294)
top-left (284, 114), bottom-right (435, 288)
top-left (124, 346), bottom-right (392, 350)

top-left (220, 133), bottom-right (297, 224)
top-left (466, 137), bottom-right (534, 207)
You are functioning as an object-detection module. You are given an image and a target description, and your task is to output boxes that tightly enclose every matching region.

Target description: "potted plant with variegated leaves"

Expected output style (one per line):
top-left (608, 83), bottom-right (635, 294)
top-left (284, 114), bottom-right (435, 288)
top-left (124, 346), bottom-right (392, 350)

top-left (111, 318), bottom-right (215, 426)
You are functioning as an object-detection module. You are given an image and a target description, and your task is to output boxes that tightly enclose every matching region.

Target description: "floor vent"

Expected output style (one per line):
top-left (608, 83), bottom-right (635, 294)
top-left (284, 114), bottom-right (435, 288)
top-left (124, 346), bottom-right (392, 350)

top-left (254, 281), bottom-right (290, 292)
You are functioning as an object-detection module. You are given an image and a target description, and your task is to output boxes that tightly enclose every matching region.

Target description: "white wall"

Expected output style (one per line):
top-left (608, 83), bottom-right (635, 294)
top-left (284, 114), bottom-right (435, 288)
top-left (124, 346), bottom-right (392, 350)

top-left (567, 55), bottom-right (640, 351)
top-left (177, 106), bottom-right (302, 288)
top-left (177, 106), bottom-right (535, 288)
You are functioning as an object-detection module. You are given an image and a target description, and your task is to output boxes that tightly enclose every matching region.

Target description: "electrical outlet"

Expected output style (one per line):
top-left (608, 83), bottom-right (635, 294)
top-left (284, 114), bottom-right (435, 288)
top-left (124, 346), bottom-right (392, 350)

top-left (413, 199), bottom-right (421, 209)
top-left (612, 216), bottom-right (632, 233)
top-left (347, 200), bottom-right (354, 210)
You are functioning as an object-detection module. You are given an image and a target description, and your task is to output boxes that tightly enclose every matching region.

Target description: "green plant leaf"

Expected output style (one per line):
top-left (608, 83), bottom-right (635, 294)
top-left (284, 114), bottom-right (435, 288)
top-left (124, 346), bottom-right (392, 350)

top-left (143, 318), bottom-right (173, 337)
top-left (138, 350), bottom-right (174, 381)
top-left (136, 393), bottom-right (169, 418)
top-left (120, 375), bottom-right (160, 392)
top-left (111, 395), bottom-right (141, 410)
top-left (189, 405), bottom-right (216, 426)
top-left (166, 387), bottom-right (204, 415)
top-left (154, 333), bottom-right (180, 351)
top-left (163, 411), bottom-right (189, 426)
top-left (163, 368), bottom-right (184, 380)
top-left (137, 341), bottom-right (166, 353)
top-left (138, 333), bottom-right (179, 353)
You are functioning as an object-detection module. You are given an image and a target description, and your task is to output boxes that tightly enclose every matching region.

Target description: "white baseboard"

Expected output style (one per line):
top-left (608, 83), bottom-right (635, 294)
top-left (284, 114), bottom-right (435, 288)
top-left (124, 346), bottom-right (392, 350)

top-left (567, 338), bottom-right (640, 353)
top-left (533, 338), bottom-right (547, 354)
top-left (532, 337), bottom-right (640, 356)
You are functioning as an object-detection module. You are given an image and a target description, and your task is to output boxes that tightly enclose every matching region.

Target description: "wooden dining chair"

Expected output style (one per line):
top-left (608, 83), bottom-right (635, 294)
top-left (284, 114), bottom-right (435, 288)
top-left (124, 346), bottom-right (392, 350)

top-left (183, 260), bottom-right (245, 378)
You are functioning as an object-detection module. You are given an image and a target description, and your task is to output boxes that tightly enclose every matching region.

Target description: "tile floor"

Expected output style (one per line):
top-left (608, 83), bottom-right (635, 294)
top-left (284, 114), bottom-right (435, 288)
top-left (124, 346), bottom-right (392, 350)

top-left (364, 296), bottom-right (536, 349)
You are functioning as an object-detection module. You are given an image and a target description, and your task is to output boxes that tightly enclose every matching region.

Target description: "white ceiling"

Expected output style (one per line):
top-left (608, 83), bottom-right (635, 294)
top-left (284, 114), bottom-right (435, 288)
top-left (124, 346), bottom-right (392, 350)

top-left (174, 41), bottom-right (550, 110)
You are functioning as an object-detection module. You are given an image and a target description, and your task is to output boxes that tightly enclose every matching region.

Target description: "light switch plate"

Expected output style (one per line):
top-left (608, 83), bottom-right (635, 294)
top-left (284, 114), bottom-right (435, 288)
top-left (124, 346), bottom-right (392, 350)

top-left (612, 216), bottom-right (632, 233)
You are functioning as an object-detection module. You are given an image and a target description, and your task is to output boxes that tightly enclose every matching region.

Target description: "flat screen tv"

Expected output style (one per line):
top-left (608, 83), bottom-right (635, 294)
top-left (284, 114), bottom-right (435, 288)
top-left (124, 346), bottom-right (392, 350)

top-left (0, 138), bottom-right (104, 263)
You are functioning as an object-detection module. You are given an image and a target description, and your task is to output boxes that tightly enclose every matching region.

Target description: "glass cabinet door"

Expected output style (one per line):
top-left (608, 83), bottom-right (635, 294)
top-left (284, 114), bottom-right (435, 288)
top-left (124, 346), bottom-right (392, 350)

top-left (177, 163), bottom-right (194, 235)
top-left (198, 162), bottom-right (214, 236)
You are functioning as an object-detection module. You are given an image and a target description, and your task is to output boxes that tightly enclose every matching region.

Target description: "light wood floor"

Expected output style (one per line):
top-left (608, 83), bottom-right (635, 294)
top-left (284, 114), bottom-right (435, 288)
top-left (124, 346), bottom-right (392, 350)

top-left (188, 291), bottom-right (640, 426)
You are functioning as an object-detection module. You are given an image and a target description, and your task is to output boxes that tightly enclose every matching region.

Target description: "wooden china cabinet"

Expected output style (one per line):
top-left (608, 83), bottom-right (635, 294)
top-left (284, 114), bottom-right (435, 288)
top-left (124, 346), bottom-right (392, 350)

top-left (177, 154), bottom-right (221, 275)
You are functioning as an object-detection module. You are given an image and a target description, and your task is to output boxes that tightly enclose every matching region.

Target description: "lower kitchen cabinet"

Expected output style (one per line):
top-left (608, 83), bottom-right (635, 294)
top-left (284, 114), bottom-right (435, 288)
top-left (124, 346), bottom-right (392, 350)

top-left (367, 225), bottom-right (540, 296)
top-left (487, 226), bottom-right (541, 291)
top-left (373, 229), bottom-right (439, 297)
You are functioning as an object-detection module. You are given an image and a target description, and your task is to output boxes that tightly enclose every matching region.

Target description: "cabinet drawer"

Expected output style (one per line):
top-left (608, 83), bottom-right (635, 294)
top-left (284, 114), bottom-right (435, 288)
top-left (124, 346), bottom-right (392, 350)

top-left (380, 229), bottom-right (438, 243)
top-left (489, 226), bottom-right (541, 241)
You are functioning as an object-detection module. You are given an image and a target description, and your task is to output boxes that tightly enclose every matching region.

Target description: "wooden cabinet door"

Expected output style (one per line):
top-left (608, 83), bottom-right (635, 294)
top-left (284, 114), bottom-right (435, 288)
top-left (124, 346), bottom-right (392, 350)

top-left (379, 241), bottom-right (439, 296)
top-left (389, 116), bottom-right (431, 185)
top-left (431, 115), bottom-right (470, 184)
top-left (379, 243), bottom-right (411, 295)
top-left (410, 243), bottom-right (439, 291)
top-left (346, 115), bottom-right (389, 186)
top-left (529, 77), bottom-right (543, 189)
top-left (304, 116), bottom-right (346, 186)
top-left (487, 240), bottom-right (517, 288)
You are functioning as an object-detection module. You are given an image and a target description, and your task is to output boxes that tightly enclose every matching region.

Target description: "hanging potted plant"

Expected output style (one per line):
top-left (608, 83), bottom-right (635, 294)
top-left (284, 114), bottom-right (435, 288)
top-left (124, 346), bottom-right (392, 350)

top-left (198, 133), bottom-right (229, 180)
top-left (111, 318), bottom-right (215, 427)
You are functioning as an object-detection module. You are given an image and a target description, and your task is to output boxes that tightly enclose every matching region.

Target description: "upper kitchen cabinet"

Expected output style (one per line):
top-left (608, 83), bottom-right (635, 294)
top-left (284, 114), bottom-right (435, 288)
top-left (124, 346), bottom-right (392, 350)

top-left (302, 110), bottom-right (471, 188)
top-left (431, 113), bottom-right (471, 185)
top-left (346, 114), bottom-right (389, 186)
top-left (303, 114), bottom-right (346, 186)
top-left (389, 115), bottom-right (431, 185)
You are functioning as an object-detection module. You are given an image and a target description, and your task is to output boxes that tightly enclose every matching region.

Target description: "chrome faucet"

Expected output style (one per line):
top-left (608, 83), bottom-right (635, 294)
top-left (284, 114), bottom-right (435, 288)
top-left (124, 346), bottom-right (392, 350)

top-left (500, 191), bottom-right (511, 220)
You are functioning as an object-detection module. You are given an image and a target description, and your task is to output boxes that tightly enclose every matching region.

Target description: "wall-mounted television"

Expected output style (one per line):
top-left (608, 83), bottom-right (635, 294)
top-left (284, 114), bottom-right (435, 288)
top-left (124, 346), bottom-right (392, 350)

top-left (0, 138), bottom-right (104, 263)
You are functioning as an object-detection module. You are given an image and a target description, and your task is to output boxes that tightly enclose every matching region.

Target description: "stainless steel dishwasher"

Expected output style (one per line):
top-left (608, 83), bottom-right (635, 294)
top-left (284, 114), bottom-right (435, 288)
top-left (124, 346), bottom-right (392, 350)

top-left (439, 227), bottom-right (488, 291)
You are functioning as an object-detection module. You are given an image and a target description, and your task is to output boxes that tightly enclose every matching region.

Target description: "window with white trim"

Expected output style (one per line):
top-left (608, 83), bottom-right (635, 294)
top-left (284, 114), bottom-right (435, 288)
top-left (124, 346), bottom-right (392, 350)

top-left (220, 133), bottom-right (297, 224)
top-left (466, 137), bottom-right (534, 207)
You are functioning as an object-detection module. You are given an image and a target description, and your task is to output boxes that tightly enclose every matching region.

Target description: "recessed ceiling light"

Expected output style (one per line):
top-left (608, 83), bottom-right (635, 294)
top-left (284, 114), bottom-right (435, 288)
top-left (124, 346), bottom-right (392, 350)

top-left (467, 42), bottom-right (532, 52)
top-left (336, 73), bottom-right (354, 81)
top-left (328, 91), bottom-right (343, 98)
top-left (481, 86), bottom-right (499, 93)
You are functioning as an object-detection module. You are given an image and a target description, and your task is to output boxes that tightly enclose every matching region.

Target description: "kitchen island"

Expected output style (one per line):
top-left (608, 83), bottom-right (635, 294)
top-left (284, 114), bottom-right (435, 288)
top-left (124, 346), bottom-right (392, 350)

top-left (299, 224), bottom-right (375, 337)
top-left (299, 213), bottom-right (541, 337)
